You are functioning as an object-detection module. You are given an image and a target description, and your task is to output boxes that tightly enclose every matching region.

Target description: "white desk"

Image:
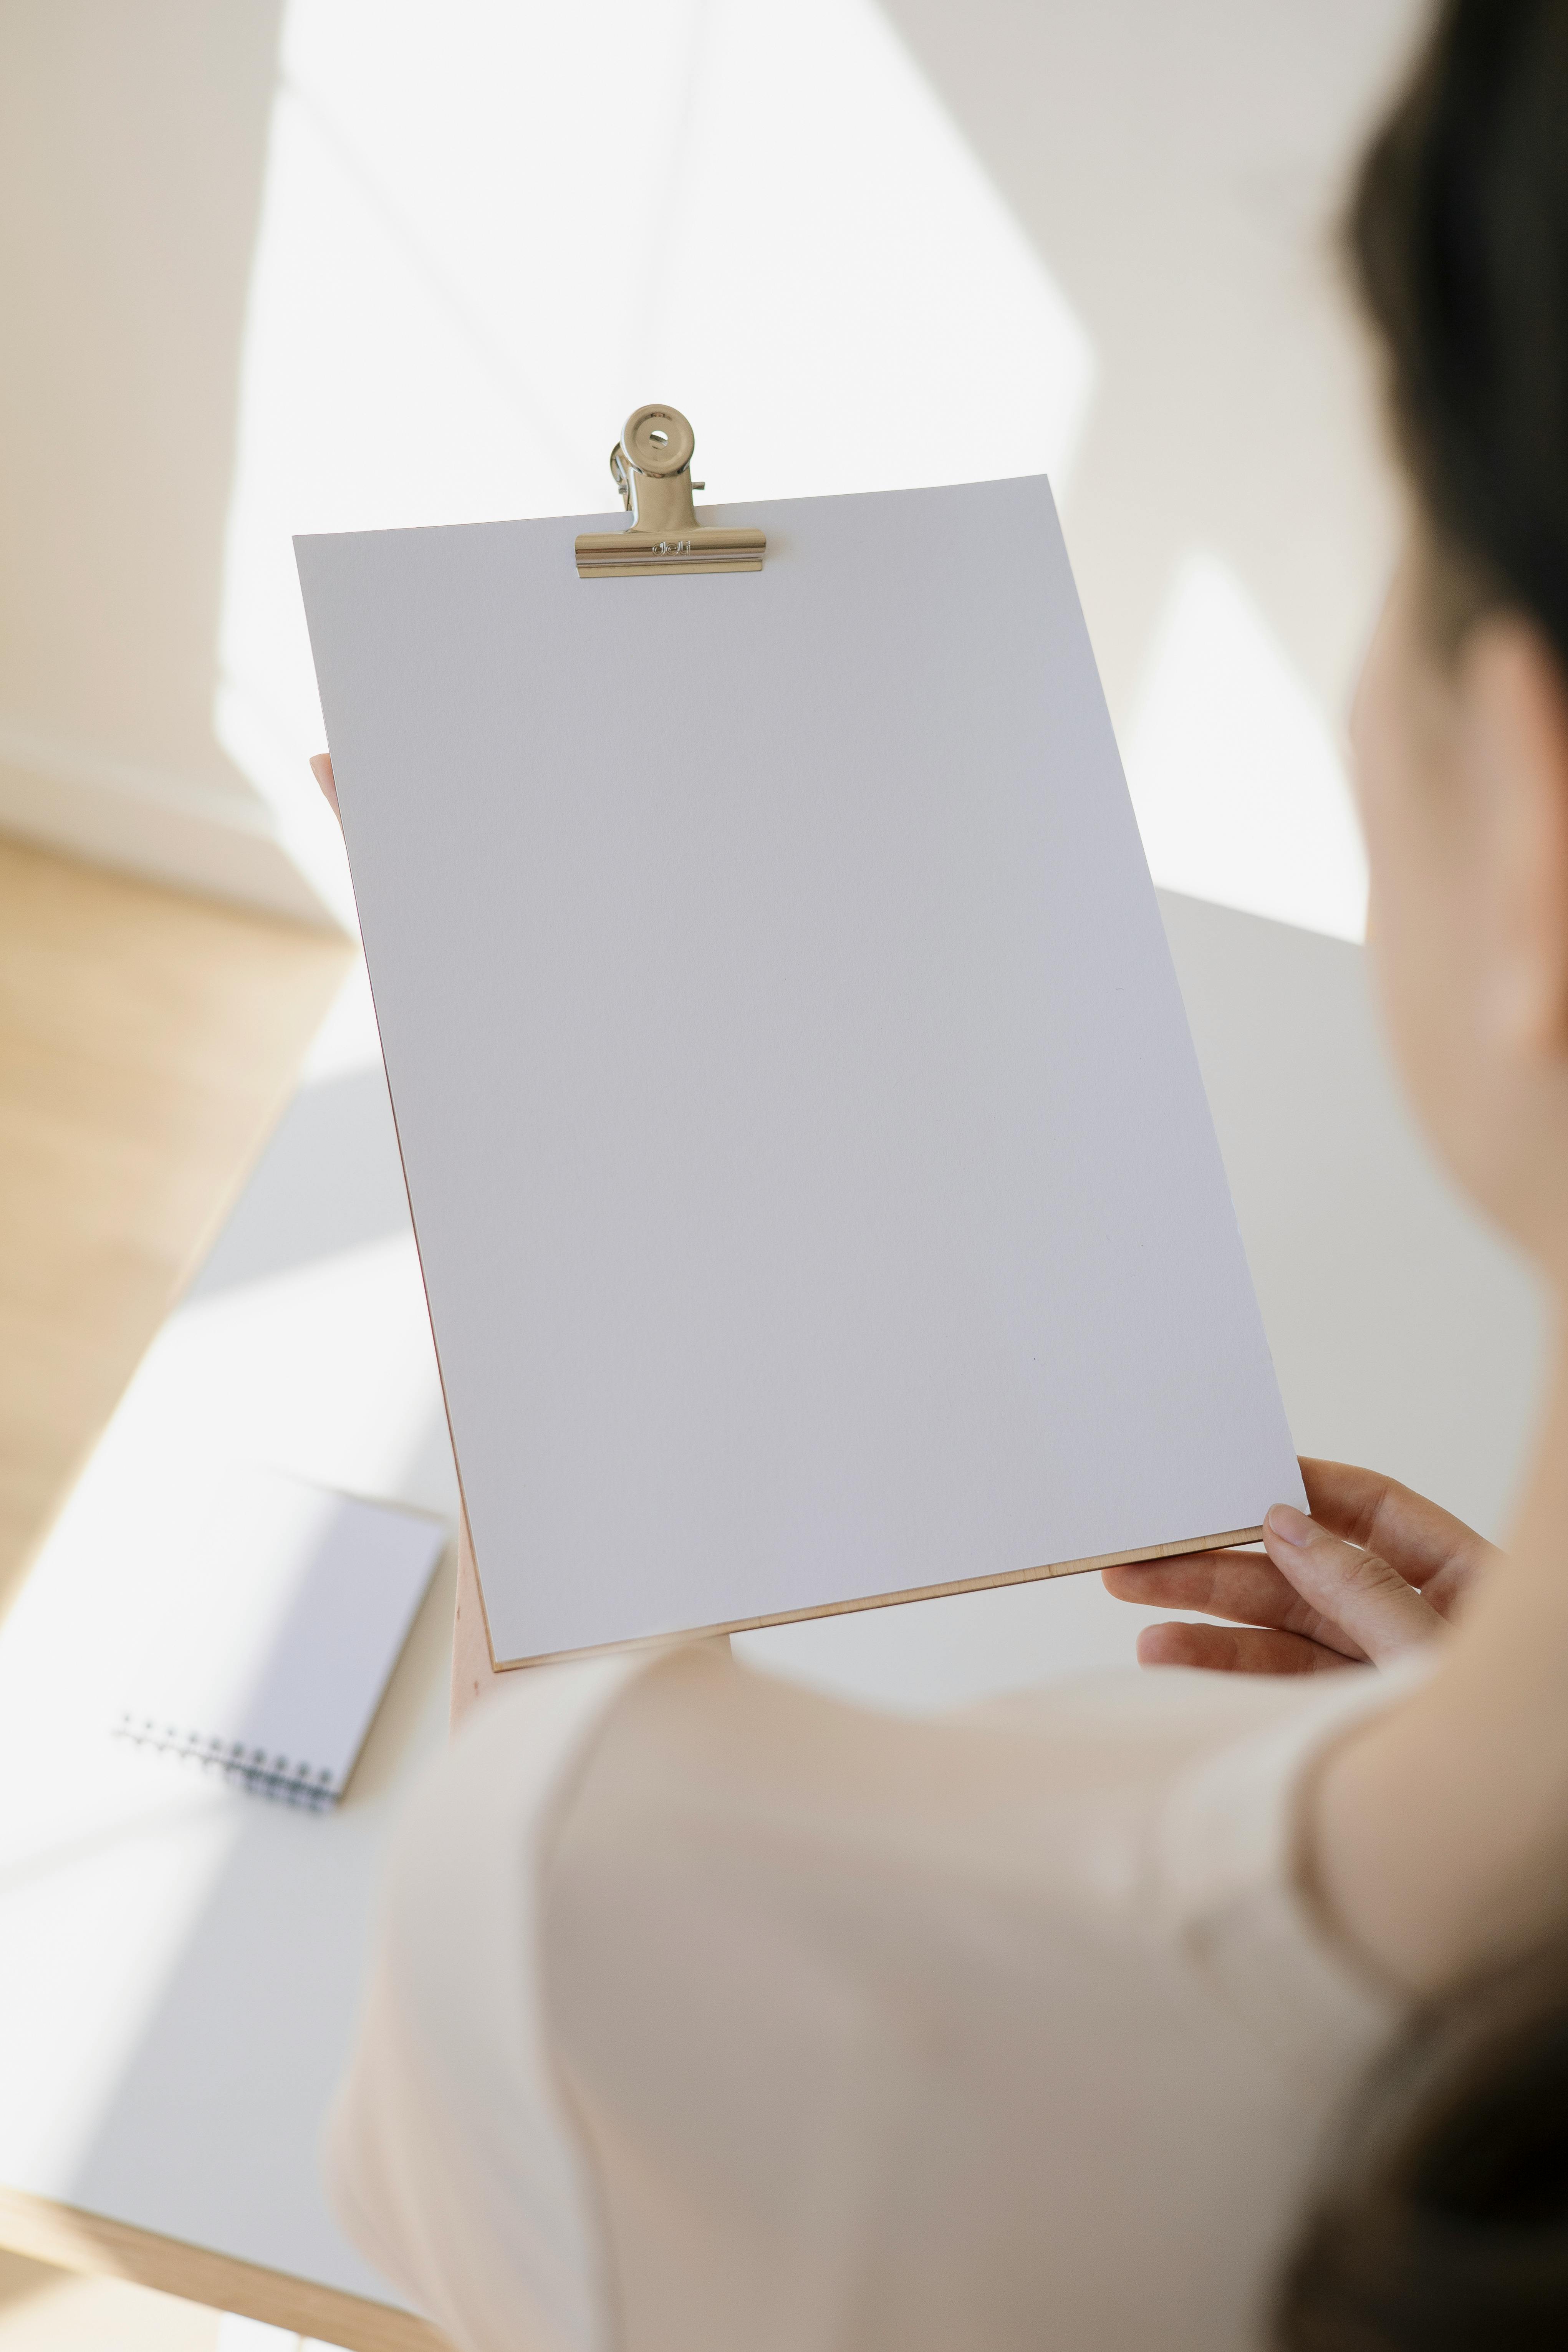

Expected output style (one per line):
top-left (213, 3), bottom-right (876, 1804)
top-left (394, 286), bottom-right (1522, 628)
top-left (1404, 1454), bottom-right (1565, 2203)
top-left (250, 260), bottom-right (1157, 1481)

top-left (0, 895), bottom-right (1543, 2349)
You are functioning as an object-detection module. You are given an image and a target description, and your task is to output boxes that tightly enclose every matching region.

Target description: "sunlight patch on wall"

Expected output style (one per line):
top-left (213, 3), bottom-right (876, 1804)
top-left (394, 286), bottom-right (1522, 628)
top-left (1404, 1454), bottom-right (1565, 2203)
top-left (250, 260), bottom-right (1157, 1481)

top-left (215, 0), bottom-right (1097, 923)
top-left (1125, 552), bottom-right (1369, 941)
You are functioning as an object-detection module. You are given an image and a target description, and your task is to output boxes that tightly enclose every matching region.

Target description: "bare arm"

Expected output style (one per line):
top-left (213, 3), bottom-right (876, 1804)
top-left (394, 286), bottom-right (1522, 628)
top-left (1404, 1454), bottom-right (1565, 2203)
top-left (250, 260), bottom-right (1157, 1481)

top-left (1106, 1454), bottom-right (1541, 1994)
top-left (1309, 1401), bottom-right (1568, 1995)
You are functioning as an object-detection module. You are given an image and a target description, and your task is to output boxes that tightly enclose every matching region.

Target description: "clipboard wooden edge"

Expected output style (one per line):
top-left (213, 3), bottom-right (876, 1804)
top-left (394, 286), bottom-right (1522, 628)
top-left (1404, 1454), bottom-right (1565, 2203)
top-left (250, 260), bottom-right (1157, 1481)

top-left (481, 1522), bottom-right (1267, 1673)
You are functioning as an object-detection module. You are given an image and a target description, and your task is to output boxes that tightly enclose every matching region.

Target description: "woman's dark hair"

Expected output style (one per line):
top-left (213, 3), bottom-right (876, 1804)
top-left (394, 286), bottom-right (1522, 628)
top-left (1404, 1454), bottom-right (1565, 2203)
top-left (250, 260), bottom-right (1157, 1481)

top-left (1348, 0), bottom-right (1568, 666)
top-left (1274, 9), bottom-right (1568, 2341)
top-left (1277, 1943), bottom-right (1568, 2349)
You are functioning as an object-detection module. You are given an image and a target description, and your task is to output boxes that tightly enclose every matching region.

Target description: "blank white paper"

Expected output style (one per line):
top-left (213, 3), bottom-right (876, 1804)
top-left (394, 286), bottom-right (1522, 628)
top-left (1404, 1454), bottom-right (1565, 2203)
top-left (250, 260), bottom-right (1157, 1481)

top-left (296, 476), bottom-right (1305, 1663)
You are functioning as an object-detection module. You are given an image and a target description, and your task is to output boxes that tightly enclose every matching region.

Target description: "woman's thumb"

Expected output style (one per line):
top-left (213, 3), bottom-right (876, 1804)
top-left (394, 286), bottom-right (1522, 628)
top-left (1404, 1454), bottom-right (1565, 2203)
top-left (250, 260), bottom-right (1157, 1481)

top-left (1263, 1503), bottom-right (1447, 1667)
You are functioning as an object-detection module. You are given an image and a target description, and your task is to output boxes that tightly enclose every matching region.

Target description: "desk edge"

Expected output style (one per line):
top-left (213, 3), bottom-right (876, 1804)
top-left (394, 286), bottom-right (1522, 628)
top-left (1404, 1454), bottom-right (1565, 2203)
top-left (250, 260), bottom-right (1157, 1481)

top-left (0, 2183), bottom-right (450, 2352)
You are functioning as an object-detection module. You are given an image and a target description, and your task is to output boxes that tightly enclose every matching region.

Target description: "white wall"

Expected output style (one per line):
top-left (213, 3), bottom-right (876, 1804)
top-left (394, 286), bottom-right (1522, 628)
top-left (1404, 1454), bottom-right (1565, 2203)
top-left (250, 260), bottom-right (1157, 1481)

top-left (0, 2), bottom-right (332, 923)
top-left (884, 0), bottom-right (1422, 723)
top-left (0, 0), bottom-right (1426, 933)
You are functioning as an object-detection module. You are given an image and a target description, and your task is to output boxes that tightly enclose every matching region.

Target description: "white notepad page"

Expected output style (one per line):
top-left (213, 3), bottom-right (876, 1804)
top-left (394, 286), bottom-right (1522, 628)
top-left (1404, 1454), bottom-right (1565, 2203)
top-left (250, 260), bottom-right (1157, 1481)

top-left (116, 1469), bottom-right (446, 1808)
top-left (296, 475), bottom-right (1305, 1665)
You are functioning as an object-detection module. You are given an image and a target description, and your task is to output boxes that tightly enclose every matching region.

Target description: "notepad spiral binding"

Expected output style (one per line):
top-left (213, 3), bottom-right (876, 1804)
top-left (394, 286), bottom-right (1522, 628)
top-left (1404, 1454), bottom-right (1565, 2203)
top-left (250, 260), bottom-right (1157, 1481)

top-left (113, 1712), bottom-right (341, 1812)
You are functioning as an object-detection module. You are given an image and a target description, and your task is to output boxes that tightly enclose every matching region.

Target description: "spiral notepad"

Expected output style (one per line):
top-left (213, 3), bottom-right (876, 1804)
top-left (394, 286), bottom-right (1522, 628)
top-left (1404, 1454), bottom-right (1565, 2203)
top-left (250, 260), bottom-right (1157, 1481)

top-left (114, 1468), bottom-right (447, 1811)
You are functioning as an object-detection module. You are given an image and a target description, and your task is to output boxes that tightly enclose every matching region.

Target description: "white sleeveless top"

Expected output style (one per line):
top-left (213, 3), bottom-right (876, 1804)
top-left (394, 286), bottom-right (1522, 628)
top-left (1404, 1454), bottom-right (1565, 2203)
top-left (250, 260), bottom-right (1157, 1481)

top-left (325, 1646), bottom-right (1411, 2352)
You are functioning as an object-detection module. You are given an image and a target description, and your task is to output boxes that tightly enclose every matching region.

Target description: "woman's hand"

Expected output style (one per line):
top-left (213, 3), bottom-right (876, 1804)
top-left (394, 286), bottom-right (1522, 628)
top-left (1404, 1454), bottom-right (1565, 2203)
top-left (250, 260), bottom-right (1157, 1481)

top-left (311, 751), bottom-right (339, 818)
top-left (1103, 1459), bottom-right (1502, 1673)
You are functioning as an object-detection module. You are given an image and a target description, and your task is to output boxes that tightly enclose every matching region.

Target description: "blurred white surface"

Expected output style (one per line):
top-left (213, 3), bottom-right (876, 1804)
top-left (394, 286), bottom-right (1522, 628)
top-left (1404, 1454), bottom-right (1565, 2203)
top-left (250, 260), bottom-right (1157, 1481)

top-left (216, 2314), bottom-right (345, 2351)
top-left (0, 1182), bottom-right (454, 2311)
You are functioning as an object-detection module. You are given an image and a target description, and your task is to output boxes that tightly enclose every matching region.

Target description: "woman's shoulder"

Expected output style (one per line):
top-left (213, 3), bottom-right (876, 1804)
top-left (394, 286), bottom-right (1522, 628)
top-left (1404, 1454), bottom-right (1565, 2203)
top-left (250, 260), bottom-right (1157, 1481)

top-left (434, 1638), bottom-right (1424, 1945)
top-left (530, 1645), bottom-right (1420, 2352)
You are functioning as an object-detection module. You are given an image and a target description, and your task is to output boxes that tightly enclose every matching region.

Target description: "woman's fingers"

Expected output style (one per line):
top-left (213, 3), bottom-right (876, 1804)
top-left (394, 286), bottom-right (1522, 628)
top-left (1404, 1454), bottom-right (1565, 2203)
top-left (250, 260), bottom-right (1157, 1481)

top-left (1111, 1482), bottom-right (1463, 1676)
top-left (1103, 1550), bottom-right (1368, 1660)
top-left (310, 752), bottom-right (340, 819)
top-left (1136, 1620), bottom-right (1356, 1675)
top-left (1262, 1502), bottom-right (1447, 1666)
top-left (1298, 1458), bottom-right (1500, 1615)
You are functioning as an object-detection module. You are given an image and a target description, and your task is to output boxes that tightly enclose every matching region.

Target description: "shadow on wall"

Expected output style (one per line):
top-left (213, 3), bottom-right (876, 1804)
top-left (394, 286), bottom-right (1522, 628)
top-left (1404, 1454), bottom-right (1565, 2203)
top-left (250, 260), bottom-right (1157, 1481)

top-left (212, 0), bottom-right (1099, 928)
top-left (0, 1), bottom-right (337, 920)
top-left (878, 0), bottom-right (1424, 731)
top-left (874, 0), bottom-right (1426, 942)
top-left (2, 0), bottom-right (1424, 936)
top-left (220, 0), bottom-right (1417, 941)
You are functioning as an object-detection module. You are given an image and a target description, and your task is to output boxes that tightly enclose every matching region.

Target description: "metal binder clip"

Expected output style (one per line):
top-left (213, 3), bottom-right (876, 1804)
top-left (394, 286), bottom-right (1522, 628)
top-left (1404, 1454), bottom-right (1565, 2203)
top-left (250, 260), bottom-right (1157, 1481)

top-left (574, 405), bottom-right (765, 579)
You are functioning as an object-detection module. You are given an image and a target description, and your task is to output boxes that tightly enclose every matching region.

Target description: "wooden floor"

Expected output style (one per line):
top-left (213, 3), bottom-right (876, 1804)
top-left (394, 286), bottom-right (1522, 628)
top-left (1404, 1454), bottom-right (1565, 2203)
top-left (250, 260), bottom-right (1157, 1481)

top-left (0, 834), bottom-right (349, 1615)
top-left (0, 834), bottom-right (350, 2348)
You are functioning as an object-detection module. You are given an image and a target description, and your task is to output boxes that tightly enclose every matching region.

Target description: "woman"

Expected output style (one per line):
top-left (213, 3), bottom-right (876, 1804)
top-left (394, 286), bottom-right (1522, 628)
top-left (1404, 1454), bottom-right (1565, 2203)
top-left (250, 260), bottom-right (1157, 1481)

top-left (316, 2), bottom-right (1568, 2343)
